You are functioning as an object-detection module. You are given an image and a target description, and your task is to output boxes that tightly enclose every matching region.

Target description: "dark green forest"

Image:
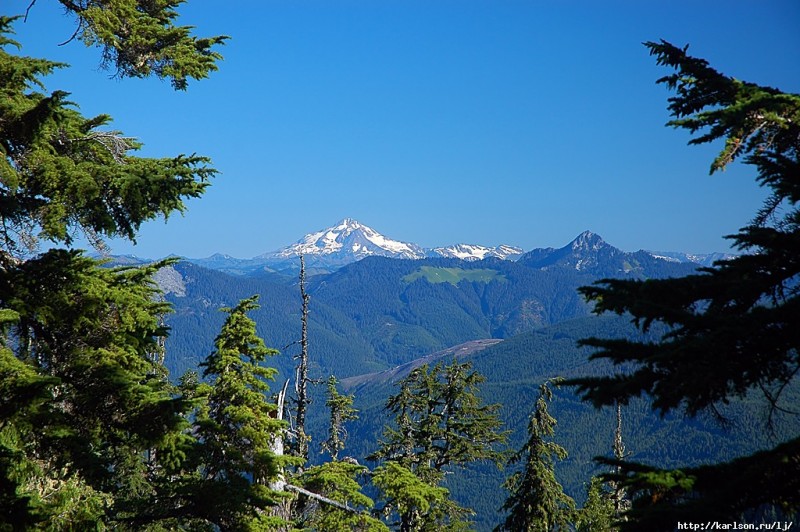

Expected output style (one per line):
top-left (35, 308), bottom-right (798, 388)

top-left (1, 2), bottom-right (798, 531)
top-left (161, 253), bottom-right (698, 381)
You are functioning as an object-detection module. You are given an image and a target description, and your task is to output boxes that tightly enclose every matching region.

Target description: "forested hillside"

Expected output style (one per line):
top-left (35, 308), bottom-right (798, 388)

top-left (334, 315), bottom-right (800, 530)
top-left (162, 251), bottom-right (697, 381)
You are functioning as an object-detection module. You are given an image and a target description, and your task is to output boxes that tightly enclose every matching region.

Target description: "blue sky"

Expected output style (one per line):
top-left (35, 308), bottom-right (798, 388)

top-left (8, 1), bottom-right (800, 258)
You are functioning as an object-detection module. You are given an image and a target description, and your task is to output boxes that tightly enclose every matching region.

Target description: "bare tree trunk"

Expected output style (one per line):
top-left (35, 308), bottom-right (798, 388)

top-left (269, 379), bottom-right (293, 527)
top-left (270, 379), bottom-right (290, 492)
top-left (612, 401), bottom-right (630, 516)
top-left (294, 254), bottom-right (311, 469)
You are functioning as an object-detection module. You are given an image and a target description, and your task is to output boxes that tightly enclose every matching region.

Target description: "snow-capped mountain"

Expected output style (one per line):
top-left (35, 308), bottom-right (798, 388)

top-left (258, 218), bottom-right (426, 261)
top-left (429, 243), bottom-right (523, 261)
top-left (257, 218), bottom-right (522, 267)
top-left (645, 250), bottom-right (735, 267)
top-left (186, 219), bottom-right (524, 275)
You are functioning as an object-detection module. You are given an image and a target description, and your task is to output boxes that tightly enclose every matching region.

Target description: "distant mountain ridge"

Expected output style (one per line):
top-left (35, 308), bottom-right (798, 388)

top-left (115, 219), bottom-right (732, 275)
top-left (516, 230), bottom-right (703, 278)
top-left (193, 219), bottom-right (734, 276)
top-left (429, 243), bottom-right (524, 261)
top-left (646, 250), bottom-right (736, 267)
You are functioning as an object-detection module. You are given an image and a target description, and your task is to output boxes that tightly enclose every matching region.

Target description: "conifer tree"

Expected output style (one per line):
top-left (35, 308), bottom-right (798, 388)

top-left (0, 13), bottom-right (219, 259)
top-left (574, 404), bottom-right (627, 532)
top-left (575, 478), bottom-right (616, 532)
top-left (372, 461), bottom-right (451, 532)
top-left (321, 375), bottom-right (359, 461)
top-left (608, 402), bottom-right (630, 519)
top-left (297, 461), bottom-right (388, 532)
top-left (192, 296), bottom-right (295, 530)
top-left (0, 249), bottom-right (194, 527)
top-left (497, 379), bottom-right (575, 532)
top-left (568, 41), bottom-right (800, 528)
top-left (47, 0), bottom-right (228, 90)
top-left (0, 4), bottom-right (223, 525)
top-left (371, 360), bottom-right (507, 530)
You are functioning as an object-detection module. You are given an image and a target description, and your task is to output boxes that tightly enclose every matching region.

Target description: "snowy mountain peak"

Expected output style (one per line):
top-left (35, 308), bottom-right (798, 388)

top-left (261, 219), bottom-right (426, 261)
top-left (333, 218), bottom-right (363, 233)
top-left (257, 219), bottom-right (524, 267)
top-left (646, 250), bottom-right (736, 267)
top-left (430, 243), bottom-right (524, 261)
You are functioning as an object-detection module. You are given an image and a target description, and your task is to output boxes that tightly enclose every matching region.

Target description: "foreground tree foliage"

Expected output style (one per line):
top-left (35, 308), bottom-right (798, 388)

top-left (568, 41), bottom-right (800, 528)
top-left (190, 296), bottom-right (294, 529)
top-left (0, 250), bottom-right (194, 527)
top-left (321, 375), bottom-right (359, 461)
top-left (574, 477), bottom-right (616, 532)
top-left (297, 461), bottom-right (388, 532)
top-left (372, 461), bottom-right (451, 532)
top-left (0, 2), bottom-right (224, 527)
top-left (497, 379), bottom-right (575, 532)
top-left (0, 14), bottom-right (219, 257)
top-left (51, 0), bottom-right (228, 90)
top-left (371, 360), bottom-right (507, 531)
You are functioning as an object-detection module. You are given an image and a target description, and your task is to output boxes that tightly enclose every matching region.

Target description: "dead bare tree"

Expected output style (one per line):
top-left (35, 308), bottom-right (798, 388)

top-left (611, 401), bottom-right (631, 517)
top-left (291, 254), bottom-right (312, 470)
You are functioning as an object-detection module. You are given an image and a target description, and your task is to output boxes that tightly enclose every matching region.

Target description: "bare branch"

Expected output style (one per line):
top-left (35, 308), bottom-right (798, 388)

top-left (77, 131), bottom-right (137, 164)
top-left (284, 484), bottom-right (360, 515)
top-left (58, 18), bottom-right (84, 47)
top-left (24, 0), bottom-right (37, 22)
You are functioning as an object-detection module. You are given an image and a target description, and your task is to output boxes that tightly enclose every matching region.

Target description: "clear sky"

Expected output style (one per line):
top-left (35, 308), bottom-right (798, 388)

top-left (7, 1), bottom-right (800, 258)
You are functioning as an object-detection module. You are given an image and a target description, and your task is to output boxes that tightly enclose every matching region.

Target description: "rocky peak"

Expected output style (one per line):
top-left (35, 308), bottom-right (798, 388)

top-left (570, 230), bottom-right (606, 252)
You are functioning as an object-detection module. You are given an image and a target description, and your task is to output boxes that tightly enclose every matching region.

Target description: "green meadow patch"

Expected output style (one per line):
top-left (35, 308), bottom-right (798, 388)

top-left (403, 266), bottom-right (506, 285)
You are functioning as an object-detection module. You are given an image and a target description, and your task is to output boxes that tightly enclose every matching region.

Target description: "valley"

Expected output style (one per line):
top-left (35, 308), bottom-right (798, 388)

top-left (146, 221), bottom-right (793, 530)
